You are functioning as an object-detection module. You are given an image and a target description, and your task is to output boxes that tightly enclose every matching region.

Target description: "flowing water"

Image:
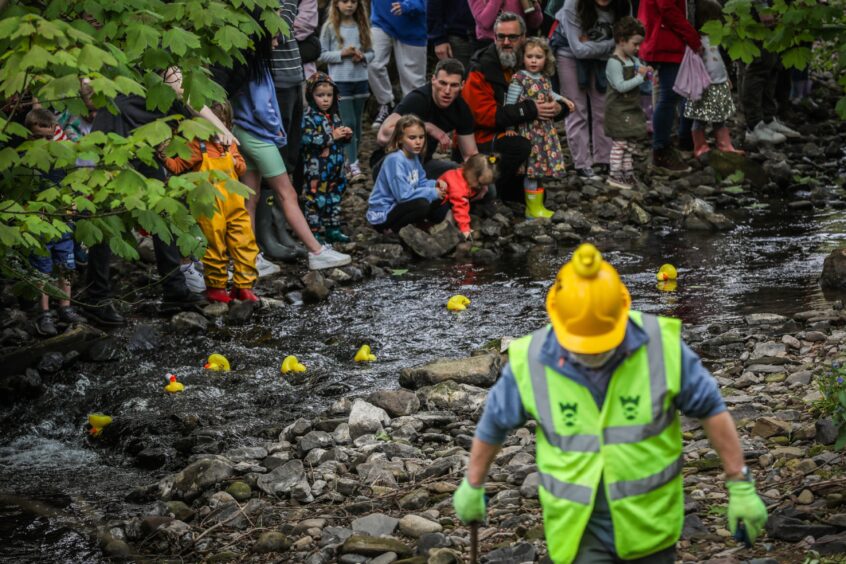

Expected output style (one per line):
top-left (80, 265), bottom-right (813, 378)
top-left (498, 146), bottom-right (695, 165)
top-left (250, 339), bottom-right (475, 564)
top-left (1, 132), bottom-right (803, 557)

top-left (2, 193), bottom-right (846, 561)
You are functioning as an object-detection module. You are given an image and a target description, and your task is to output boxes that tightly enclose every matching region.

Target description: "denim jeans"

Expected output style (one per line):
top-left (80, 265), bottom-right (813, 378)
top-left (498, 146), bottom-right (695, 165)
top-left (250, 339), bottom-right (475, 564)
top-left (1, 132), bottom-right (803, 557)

top-left (652, 63), bottom-right (692, 150)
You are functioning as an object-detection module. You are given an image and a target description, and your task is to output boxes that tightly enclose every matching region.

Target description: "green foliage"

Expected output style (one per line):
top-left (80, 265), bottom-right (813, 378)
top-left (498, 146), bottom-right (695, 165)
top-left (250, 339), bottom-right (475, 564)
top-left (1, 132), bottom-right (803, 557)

top-left (0, 0), bottom-right (287, 291)
top-left (704, 0), bottom-right (846, 119)
top-left (814, 363), bottom-right (846, 450)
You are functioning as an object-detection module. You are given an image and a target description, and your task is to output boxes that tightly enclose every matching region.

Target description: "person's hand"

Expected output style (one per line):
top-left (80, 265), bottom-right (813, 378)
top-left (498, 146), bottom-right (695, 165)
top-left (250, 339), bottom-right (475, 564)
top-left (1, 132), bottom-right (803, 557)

top-left (471, 184), bottom-right (488, 201)
top-left (390, 1), bottom-right (403, 15)
top-left (215, 128), bottom-right (238, 146)
top-left (578, 34), bottom-right (588, 42)
top-left (436, 131), bottom-right (452, 153)
top-left (504, 130), bottom-right (518, 136)
top-left (727, 481), bottom-right (768, 544)
top-left (352, 49), bottom-right (365, 62)
top-left (155, 139), bottom-right (170, 160)
top-left (342, 126), bottom-right (353, 139)
top-left (638, 65), bottom-right (649, 76)
top-left (436, 179), bottom-right (448, 198)
top-left (561, 97), bottom-right (576, 112)
top-left (341, 46), bottom-right (357, 58)
top-left (332, 127), bottom-right (351, 140)
top-left (453, 478), bottom-right (486, 524)
top-left (435, 42), bottom-right (453, 60)
top-left (535, 99), bottom-right (559, 120)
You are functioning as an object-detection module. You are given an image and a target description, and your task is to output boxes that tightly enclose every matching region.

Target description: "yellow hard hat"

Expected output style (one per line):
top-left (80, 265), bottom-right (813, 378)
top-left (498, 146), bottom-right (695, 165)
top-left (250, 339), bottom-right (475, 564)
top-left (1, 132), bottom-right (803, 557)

top-left (546, 243), bottom-right (631, 354)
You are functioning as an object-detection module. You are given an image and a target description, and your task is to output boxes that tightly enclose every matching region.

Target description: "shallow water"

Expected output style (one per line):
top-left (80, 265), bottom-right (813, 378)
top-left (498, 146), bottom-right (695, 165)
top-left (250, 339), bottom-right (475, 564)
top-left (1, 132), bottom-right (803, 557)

top-left (1, 193), bottom-right (845, 561)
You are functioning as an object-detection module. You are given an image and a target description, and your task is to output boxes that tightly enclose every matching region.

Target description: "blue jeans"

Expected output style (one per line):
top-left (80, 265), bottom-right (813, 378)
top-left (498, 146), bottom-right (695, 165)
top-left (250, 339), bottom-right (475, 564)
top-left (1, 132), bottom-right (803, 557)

top-left (653, 63), bottom-right (692, 150)
top-left (337, 80), bottom-right (369, 164)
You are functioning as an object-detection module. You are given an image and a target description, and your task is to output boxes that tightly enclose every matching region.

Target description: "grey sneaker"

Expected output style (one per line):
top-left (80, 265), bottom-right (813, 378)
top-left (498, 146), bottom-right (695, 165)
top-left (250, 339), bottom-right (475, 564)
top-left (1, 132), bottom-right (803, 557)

top-left (371, 103), bottom-right (392, 129)
top-left (180, 261), bottom-right (206, 293)
top-left (745, 121), bottom-right (786, 145)
top-left (576, 167), bottom-right (600, 180)
top-left (256, 252), bottom-right (282, 278)
top-left (765, 118), bottom-right (800, 138)
top-left (308, 244), bottom-right (351, 270)
top-left (35, 311), bottom-right (58, 337)
top-left (606, 174), bottom-right (633, 190)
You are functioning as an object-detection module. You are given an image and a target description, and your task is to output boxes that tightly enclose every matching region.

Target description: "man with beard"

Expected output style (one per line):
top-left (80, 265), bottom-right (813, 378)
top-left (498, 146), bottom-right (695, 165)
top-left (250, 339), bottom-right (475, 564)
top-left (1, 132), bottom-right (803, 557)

top-left (463, 12), bottom-right (567, 202)
top-left (373, 58), bottom-right (478, 180)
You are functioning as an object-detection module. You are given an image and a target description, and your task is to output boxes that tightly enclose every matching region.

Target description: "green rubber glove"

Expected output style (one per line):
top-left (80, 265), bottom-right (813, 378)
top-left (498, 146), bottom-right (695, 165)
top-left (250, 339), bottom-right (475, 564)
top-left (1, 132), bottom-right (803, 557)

top-left (453, 477), bottom-right (486, 524)
top-left (727, 480), bottom-right (768, 544)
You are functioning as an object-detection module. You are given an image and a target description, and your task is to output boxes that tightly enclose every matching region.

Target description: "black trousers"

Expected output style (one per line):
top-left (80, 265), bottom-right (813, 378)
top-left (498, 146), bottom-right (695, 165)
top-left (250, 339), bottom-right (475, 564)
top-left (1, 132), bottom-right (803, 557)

top-left (741, 48), bottom-right (780, 126)
top-left (276, 85), bottom-right (305, 192)
top-left (478, 135), bottom-right (531, 203)
top-left (86, 235), bottom-right (188, 301)
top-left (372, 198), bottom-right (448, 233)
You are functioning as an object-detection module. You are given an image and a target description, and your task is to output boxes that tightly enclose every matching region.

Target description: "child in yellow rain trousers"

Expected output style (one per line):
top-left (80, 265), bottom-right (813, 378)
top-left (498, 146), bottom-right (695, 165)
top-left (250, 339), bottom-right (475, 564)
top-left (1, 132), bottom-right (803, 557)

top-left (164, 102), bottom-right (260, 303)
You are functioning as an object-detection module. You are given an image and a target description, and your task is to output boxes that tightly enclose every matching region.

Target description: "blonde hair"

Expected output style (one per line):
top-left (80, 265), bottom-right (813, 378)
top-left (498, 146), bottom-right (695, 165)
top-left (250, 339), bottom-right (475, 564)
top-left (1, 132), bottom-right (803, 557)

top-left (210, 101), bottom-right (234, 130)
top-left (325, 0), bottom-right (372, 51)
top-left (462, 153), bottom-right (498, 184)
top-left (25, 108), bottom-right (57, 130)
top-left (521, 37), bottom-right (556, 77)
top-left (386, 114), bottom-right (427, 154)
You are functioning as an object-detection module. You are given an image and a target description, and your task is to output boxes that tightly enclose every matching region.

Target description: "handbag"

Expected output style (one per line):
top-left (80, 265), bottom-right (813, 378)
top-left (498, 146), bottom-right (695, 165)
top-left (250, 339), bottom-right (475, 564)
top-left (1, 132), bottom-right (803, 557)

top-left (297, 33), bottom-right (321, 64)
top-left (672, 46), bottom-right (711, 101)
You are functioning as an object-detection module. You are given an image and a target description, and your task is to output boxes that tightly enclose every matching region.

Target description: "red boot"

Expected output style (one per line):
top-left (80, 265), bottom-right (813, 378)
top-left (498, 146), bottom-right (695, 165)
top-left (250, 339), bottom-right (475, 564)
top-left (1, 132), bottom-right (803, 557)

top-left (714, 127), bottom-right (745, 155)
top-left (206, 288), bottom-right (231, 303)
top-left (229, 288), bottom-right (259, 302)
top-left (692, 129), bottom-right (710, 159)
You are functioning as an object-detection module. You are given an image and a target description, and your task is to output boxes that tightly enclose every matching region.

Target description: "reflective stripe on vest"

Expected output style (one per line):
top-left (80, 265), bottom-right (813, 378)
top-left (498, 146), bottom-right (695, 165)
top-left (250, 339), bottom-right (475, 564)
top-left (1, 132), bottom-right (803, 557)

top-left (607, 454), bottom-right (683, 501)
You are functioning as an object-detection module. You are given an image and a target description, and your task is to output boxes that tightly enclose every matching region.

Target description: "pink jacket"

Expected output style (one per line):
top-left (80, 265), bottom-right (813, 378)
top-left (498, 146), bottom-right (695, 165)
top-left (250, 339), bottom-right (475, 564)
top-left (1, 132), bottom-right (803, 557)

top-left (467, 0), bottom-right (544, 42)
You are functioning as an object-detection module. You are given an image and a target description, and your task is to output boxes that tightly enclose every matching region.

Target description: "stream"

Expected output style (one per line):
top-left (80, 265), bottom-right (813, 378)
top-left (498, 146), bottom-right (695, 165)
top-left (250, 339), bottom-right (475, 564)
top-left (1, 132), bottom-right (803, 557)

top-left (1, 193), bottom-right (845, 562)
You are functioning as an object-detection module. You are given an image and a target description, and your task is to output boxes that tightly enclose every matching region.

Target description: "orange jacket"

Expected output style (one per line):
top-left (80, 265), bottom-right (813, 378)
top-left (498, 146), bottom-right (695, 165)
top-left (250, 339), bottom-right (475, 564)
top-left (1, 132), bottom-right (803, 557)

top-left (440, 167), bottom-right (479, 234)
top-left (164, 139), bottom-right (246, 177)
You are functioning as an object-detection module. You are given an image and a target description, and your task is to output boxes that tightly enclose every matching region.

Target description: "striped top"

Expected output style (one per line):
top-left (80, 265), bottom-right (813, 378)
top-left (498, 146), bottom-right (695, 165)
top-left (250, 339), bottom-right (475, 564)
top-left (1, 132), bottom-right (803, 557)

top-left (270, 0), bottom-right (305, 88)
top-left (318, 23), bottom-right (374, 84)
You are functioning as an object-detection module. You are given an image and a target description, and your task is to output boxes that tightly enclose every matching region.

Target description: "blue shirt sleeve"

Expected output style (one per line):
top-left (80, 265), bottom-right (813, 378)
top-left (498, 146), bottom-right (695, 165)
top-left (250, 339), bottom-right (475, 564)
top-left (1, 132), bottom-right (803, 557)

top-left (474, 363), bottom-right (528, 445)
top-left (674, 341), bottom-right (726, 419)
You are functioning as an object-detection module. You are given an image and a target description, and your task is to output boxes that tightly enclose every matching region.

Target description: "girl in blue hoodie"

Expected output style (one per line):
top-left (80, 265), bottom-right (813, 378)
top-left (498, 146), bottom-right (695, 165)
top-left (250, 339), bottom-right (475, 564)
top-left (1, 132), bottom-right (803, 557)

top-left (366, 114), bottom-right (447, 232)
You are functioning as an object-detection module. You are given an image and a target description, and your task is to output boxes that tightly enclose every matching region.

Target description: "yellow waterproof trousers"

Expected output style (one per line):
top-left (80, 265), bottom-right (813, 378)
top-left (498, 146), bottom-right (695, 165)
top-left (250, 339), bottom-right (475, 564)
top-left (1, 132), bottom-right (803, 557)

top-left (198, 153), bottom-right (259, 289)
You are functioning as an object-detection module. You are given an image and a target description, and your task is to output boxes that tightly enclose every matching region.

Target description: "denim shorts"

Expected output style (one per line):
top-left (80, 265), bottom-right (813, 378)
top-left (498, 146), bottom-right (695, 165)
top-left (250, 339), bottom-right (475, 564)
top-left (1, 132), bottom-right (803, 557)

top-left (336, 80), bottom-right (370, 100)
top-left (30, 231), bottom-right (75, 274)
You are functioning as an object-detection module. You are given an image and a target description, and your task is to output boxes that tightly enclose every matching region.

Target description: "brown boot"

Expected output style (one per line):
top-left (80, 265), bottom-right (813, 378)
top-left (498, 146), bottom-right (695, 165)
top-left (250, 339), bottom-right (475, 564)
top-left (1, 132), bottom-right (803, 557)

top-left (651, 147), bottom-right (691, 174)
top-left (692, 129), bottom-right (710, 158)
top-left (714, 127), bottom-right (745, 155)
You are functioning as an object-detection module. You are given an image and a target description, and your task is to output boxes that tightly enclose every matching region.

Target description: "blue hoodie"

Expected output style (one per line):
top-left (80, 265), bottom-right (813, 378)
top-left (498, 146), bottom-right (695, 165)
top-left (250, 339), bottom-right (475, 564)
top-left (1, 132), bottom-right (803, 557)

top-left (232, 67), bottom-right (287, 148)
top-left (371, 0), bottom-right (428, 47)
top-left (366, 150), bottom-right (438, 225)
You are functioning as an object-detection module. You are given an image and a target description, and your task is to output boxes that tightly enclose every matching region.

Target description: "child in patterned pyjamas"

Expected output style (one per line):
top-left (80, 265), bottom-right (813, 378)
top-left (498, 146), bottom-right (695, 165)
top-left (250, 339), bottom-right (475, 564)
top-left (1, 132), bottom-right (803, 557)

top-left (300, 72), bottom-right (354, 243)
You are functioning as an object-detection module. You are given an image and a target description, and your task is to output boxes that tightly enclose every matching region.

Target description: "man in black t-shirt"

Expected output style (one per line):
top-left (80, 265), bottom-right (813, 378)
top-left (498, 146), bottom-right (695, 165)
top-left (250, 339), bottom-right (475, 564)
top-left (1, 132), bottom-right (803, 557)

top-left (372, 58), bottom-right (477, 180)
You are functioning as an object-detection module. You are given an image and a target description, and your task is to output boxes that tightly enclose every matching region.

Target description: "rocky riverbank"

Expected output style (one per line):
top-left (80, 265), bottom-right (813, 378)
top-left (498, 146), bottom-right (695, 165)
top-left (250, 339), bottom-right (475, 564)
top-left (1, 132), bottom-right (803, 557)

top-left (81, 306), bottom-right (846, 563)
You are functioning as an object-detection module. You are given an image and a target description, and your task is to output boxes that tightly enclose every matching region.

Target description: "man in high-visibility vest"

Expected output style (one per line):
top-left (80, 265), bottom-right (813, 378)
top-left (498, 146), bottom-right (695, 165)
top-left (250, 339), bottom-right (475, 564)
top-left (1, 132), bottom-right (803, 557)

top-left (453, 244), bottom-right (767, 563)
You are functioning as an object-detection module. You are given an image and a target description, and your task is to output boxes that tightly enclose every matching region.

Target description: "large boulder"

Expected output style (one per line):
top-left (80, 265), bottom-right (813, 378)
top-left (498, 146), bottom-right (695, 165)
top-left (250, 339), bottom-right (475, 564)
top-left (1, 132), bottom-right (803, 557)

top-left (400, 353), bottom-right (501, 389)
top-left (366, 388), bottom-right (421, 417)
top-left (820, 248), bottom-right (846, 290)
top-left (348, 399), bottom-right (391, 439)
top-left (398, 222), bottom-right (461, 258)
top-left (157, 457), bottom-right (235, 501)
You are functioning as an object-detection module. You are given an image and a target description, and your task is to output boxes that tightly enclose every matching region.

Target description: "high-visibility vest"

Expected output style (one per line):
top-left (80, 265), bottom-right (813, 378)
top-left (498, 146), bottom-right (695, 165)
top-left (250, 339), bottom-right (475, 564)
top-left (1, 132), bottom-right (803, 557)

top-left (510, 311), bottom-right (684, 563)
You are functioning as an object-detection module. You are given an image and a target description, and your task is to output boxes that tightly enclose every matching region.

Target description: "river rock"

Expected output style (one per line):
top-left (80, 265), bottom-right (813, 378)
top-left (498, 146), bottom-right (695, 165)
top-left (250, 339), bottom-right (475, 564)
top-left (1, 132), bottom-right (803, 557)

top-left (256, 459), bottom-right (306, 496)
top-left (815, 532), bottom-right (846, 556)
top-left (765, 514), bottom-right (838, 541)
top-left (484, 542), bottom-right (536, 564)
top-left (399, 354), bottom-right (501, 389)
top-left (170, 311), bottom-right (208, 333)
top-left (398, 514), bottom-right (442, 538)
top-left (87, 337), bottom-right (121, 362)
top-left (398, 489), bottom-right (429, 510)
top-left (0, 368), bottom-right (43, 400)
top-left (752, 417), bottom-right (791, 438)
top-left (348, 399), bottom-right (391, 439)
top-left (158, 457), bottom-right (235, 501)
top-left (398, 222), bottom-right (461, 259)
top-left (302, 271), bottom-right (331, 302)
top-left (253, 531), bottom-right (291, 553)
top-left (342, 536), bottom-right (412, 557)
top-left (203, 302), bottom-right (229, 317)
top-left (367, 389), bottom-right (420, 417)
top-left (165, 501), bottom-right (195, 521)
top-left (128, 324), bottom-right (160, 352)
top-left (298, 430), bottom-right (334, 455)
top-left (37, 351), bottom-right (64, 374)
top-left (745, 313), bottom-right (787, 326)
top-left (226, 481), bottom-right (252, 502)
top-left (227, 300), bottom-right (255, 324)
top-left (821, 248), bottom-right (846, 289)
top-left (520, 472), bottom-right (540, 498)
top-left (104, 539), bottom-right (131, 558)
top-left (416, 380), bottom-right (487, 412)
top-left (815, 418), bottom-right (838, 445)
top-left (351, 513), bottom-right (399, 537)
top-left (786, 370), bottom-right (812, 385)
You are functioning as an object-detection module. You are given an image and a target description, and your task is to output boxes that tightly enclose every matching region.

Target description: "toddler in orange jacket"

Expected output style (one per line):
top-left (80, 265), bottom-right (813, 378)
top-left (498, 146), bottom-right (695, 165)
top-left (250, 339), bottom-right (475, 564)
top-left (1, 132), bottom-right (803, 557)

top-left (438, 154), bottom-right (497, 240)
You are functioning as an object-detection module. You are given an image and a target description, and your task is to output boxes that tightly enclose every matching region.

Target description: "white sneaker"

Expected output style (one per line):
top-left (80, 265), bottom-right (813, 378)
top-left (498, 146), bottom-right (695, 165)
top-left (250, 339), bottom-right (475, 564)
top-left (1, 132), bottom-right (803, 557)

top-left (256, 252), bottom-right (281, 277)
top-left (180, 261), bottom-right (206, 293)
top-left (348, 161), bottom-right (365, 182)
top-left (765, 118), bottom-right (800, 138)
top-left (745, 121), bottom-right (786, 145)
top-left (308, 244), bottom-right (351, 270)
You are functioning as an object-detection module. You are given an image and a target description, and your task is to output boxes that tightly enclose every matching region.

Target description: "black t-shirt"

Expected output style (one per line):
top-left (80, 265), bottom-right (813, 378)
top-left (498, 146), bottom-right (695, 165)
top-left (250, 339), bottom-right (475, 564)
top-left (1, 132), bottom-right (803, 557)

top-left (393, 83), bottom-right (475, 161)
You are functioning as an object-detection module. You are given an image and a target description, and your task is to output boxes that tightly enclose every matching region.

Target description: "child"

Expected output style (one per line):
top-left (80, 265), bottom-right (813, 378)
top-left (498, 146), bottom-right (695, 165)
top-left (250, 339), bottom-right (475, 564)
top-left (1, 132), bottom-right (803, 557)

top-left (25, 109), bottom-right (86, 336)
top-left (301, 72), bottom-right (354, 243)
top-left (366, 114), bottom-right (447, 232)
top-left (504, 37), bottom-right (574, 219)
top-left (438, 154), bottom-right (497, 240)
top-left (604, 17), bottom-right (652, 189)
top-left (684, 0), bottom-right (742, 157)
top-left (318, 0), bottom-right (374, 181)
top-left (164, 102), bottom-right (261, 303)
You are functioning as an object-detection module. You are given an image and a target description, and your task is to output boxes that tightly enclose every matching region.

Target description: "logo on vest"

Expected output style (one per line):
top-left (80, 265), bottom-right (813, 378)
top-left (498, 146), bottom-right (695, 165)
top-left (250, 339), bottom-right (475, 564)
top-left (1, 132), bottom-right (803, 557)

top-left (620, 395), bottom-right (640, 420)
top-left (559, 402), bottom-right (578, 427)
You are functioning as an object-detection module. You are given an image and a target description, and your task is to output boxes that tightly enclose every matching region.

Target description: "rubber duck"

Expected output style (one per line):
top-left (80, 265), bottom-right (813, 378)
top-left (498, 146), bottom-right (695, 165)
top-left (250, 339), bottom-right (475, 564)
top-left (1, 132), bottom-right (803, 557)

top-left (656, 264), bottom-right (678, 282)
top-left (164, 373), bottom-right (184, 393)
top-left (204, 353), bottom-right (230, 372)
top-left (354, 344), bottom-right (377, 362)
top-left (656, 280), bottom-right (678, 293)
top-left (447, 294), bottom-right (471, 311)
top-left (280, 356), bottom-right (306, 374)
top-left (88, 413), bottom-right (112, 437)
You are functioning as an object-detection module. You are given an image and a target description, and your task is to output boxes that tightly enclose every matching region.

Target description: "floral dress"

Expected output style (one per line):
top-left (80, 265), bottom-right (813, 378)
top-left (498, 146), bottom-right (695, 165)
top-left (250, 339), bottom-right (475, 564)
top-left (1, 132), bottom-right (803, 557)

top-left (511, 70), bottom-right (567, 179)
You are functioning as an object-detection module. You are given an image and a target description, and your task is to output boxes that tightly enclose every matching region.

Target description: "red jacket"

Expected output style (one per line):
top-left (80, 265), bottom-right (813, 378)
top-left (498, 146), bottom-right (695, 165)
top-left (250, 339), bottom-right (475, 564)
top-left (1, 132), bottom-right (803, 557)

top-left (638, 0), bottom-right (701, 64)
top-left (439, 168), bottom-right (479, 234)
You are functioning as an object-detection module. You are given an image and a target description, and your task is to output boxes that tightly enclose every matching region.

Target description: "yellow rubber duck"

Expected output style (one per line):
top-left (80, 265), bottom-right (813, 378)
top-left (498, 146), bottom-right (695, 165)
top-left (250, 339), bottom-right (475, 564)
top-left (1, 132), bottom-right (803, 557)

top-left (164, 374), bottom-right (184, 393)
top-left (656, 264), bottom-right (678, 281)
top-left (656, 280), bottom-right (678, 292)
top-left (204, 353), bottom-right (230, 372)
top-left (280, 356), bottom-right (306, 374)
top-left (354, 344), bottom-right (377, 362)
top-left (447, 295), bottom-right (471, 311)
top-left (88, 413), bottom-right (112, 437)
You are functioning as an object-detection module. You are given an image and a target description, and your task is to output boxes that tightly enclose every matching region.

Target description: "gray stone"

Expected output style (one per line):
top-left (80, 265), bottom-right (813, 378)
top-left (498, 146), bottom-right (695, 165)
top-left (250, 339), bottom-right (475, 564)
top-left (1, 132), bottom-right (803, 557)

top-left (341, 535), bottom-right (412, 557)
top-left (751, 417), bottom-right (791, 438)
top-left (298, 430), bottom-right (334, 455)
top-left (203, 302), bottom-right (229, 317)
top-left (128, 324), bottom-right (160, 352)
top-left (416, 380), bottom-right (487, 412)
top-left (398, 222), bottom-right (461, 258)
top-left (282, 417), bottom-right (313, 440)
top-left (351, 513), bottom-right (399, 537)
top-left (227, 300), bottom-right (255, 324)
top-left (256, 459), bottom-right (305, 496)
top-left (37, 352), bottom-right (64, 374)
top-left (104, 539), bottom-right (131, 558)
top-left (815, 533), bottom-right (846, 556)
top-left (398, 489), bottom-right (429, 510)
top-left (483, 542), bottom-right (536, 564)
top-left (253, 531), bottom-right (291, 553)
top-left (816, 418), bottom-right (838, 445)
top-left (165, 501), bottom-right (194, 522)
top-left (348, 399), bottom-right (391, 439)
top-left (226, 481), bottom-right (252, 502)
top-left (765, 514), bottom-right (837, 541)
top-left (520, 472), bottom-right (539, 498)
top-left (400, 353), bottom-right (501, 389)
top-left (821, 248), bottom-right (846, 290)
top-left (786, 370), bottom-right (812, 385)
top-left (171, 311), bottom-right (208, 333)
top-left (158, 457), bottom-right (235, 501)
top-left (417, 532), bottom-right (449, 556)
top-left (224, 446), bottom-right (268, 462)
top-left (367, 389), bottom-right (421, 417)
top-left (782, 334), bottom-right (801, 349)
top-left (369, 552), bottom-right (398, 564)
top-left (398, 514), bottom-right (442, 538)
top-left (302, 271), bottom-right (331, 302)
top-left (751, 341), bottom-right (786, 359)
top-left (745, 313), bottom-right (787, 326)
